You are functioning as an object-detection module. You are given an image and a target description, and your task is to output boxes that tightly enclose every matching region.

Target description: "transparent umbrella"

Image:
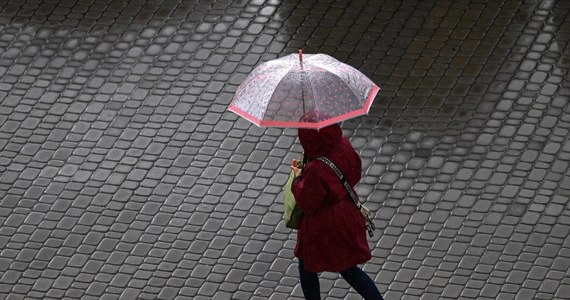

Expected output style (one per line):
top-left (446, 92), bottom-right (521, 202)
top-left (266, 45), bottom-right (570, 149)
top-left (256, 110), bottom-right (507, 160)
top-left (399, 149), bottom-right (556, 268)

top-left (228, 50), bottom-right (380, 129)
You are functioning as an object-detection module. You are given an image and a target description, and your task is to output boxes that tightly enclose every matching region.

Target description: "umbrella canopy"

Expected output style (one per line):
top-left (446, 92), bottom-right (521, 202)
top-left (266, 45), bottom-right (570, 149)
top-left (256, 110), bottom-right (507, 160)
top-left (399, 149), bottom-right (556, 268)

top-left (228, 51), bottom-right (380, 129)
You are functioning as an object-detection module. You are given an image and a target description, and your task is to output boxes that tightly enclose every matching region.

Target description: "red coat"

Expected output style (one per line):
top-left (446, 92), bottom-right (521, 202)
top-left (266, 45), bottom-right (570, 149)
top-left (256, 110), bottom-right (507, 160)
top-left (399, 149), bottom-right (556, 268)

top-left (292, 124), bottom-right (371, 273)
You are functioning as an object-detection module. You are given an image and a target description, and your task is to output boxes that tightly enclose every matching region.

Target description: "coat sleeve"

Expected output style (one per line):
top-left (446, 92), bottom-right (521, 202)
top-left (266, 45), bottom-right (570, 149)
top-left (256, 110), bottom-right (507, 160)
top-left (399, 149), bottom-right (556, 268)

top-left (291, 163), bottom-right (328, 213)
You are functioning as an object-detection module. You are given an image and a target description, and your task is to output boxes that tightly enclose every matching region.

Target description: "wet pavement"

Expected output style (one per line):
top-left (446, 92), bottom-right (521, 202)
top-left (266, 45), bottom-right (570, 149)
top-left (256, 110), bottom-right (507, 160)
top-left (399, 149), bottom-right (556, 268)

top-left (0, 0), bottom-right (569, 299)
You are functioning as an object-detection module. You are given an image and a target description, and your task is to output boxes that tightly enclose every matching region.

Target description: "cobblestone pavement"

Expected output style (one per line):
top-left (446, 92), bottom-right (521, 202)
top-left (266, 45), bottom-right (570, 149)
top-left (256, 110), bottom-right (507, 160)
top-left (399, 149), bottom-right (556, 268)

top-left (0, 0), bottom-right (569, 299)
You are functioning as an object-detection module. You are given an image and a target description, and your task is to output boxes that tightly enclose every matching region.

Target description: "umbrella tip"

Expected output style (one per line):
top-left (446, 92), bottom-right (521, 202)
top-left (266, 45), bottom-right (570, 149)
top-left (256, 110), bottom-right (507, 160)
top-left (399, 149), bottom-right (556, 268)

top-left (298, 49), bottom-right (303, 64)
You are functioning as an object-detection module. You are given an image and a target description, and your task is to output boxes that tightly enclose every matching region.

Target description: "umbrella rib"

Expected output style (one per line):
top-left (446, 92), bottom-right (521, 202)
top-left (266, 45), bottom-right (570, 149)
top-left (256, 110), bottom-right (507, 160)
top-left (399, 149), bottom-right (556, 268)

top-left (258, 63), bottom-right (307, 123)
top-left (310, 63), bottom-right (370, 105)
top-left (308, 65), bottom-right (364, 116)
top-left (301, 66), bottom-right (306, 118)
top-left (241, 64), bottom-right (295, 122)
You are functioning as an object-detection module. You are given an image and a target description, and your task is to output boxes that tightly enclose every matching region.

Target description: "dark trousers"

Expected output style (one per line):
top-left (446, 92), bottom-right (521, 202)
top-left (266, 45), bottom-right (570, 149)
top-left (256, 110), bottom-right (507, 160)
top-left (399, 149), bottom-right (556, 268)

top-left (298, 260), bottom-right (384, 300)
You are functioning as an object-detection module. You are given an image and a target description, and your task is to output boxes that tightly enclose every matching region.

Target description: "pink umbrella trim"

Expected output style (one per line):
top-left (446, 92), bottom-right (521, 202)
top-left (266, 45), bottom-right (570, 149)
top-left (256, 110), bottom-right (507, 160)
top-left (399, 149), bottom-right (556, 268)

top-left (228, 84), bottom-right (380, 129)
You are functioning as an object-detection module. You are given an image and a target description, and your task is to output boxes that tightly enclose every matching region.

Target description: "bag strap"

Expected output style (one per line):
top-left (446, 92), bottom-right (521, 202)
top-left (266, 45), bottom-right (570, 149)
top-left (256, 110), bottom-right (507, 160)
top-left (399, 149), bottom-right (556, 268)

top-left (317, 157), bottom-right (375, 237)
top-left (316, 157), bottom-right (361, 209)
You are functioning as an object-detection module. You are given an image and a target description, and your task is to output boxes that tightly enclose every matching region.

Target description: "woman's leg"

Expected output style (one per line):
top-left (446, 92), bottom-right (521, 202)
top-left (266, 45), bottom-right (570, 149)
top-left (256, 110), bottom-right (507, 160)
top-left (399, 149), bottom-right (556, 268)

top-left (340, 265), bottom-right (383, 300)
top-left (298, 260), bottom-right (321, 300)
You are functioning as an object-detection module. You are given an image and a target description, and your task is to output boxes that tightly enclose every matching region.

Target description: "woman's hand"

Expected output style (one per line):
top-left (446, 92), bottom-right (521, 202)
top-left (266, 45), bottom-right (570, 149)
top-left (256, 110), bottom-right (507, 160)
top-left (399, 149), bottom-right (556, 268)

top-left (291, 159), bottom-right (302, 178)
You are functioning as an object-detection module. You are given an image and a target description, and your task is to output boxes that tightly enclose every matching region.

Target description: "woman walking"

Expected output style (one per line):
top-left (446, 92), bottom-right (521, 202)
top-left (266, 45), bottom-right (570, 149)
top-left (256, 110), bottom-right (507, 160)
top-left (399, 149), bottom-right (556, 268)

top-left (290, 123), bottom-right (383, 300)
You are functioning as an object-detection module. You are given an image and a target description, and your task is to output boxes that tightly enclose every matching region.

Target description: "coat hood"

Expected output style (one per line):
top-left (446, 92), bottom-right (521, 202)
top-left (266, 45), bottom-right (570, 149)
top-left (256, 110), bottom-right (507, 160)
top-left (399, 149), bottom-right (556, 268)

top-left (298, 124), bottom-right (343, 159)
